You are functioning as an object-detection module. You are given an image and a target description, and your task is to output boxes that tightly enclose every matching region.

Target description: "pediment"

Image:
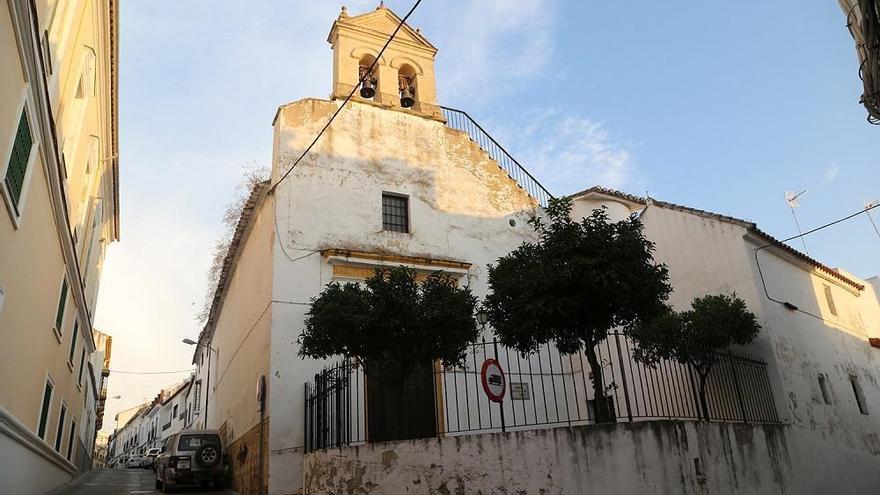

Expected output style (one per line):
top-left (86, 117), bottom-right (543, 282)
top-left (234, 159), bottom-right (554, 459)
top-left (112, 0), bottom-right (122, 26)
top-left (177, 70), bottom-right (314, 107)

top-left (333, 7), bottom-right (436, 51)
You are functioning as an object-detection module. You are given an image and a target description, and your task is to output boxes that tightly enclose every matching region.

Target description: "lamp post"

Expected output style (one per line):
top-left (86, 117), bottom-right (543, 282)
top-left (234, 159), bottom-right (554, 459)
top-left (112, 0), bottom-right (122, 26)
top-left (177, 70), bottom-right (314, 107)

top-left (183, 338), bottom-right (216, 428)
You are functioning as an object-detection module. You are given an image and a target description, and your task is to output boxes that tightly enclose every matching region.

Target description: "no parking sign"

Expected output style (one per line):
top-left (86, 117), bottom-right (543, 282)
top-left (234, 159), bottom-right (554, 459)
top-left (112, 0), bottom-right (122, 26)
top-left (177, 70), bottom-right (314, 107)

top-left (480, 358), bottom-right (506, 403)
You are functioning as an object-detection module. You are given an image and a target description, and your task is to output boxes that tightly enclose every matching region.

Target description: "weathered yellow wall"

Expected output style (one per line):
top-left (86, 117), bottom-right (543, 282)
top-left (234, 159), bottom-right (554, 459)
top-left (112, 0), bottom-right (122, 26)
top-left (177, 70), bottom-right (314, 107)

top-left (0, 0), bottom-right (116, 487)
top-left (204, 194), bottom-right (274, 491)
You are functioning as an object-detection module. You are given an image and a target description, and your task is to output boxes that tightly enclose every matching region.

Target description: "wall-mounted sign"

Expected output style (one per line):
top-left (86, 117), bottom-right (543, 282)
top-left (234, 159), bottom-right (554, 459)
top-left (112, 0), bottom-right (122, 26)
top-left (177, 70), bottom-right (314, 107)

top-left (480, 358), bottom-right (506, 403)
top-left (510, 382), bottom-right (530, 401)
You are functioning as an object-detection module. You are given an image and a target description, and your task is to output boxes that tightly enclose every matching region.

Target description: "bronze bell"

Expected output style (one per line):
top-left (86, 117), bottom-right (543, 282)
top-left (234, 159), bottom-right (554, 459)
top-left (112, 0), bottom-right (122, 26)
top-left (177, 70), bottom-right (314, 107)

top-left (360, 78), bottom-right (376, 99)
top-left (400, 87), bottom-right (415, 108)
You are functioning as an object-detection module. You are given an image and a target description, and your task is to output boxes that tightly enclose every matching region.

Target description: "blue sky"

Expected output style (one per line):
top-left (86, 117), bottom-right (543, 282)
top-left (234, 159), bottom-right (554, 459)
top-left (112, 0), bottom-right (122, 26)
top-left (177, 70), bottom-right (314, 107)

top-left (95, 0), bottom-right (879, 426)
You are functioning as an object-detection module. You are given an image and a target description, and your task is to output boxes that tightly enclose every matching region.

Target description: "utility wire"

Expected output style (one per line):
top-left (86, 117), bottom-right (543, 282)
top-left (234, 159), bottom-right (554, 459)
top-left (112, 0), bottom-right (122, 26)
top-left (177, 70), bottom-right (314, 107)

top-left (754, 201), bottom-right (880, 332)
top-left (269, 0), bottom-right (424, 193)
top-left (108, 369), bottom-right (195, 375)
top-left (773, 202), bottom-right (879, 245)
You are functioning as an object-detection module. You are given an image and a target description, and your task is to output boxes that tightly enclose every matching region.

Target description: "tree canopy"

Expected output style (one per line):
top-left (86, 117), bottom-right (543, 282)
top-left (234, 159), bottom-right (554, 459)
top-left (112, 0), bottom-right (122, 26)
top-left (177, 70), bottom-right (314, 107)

top-left (298, 266), bottom-right (479, 381)
top-left (484, 197), bottom-right (671, 422)
top-left (630, 293), bottom-right (761, 419)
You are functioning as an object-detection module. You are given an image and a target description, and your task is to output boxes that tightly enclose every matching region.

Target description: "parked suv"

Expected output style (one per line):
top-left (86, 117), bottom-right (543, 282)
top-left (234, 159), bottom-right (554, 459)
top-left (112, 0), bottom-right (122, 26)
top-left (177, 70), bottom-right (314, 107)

top-left (155, 429), bottom-right (226, 492)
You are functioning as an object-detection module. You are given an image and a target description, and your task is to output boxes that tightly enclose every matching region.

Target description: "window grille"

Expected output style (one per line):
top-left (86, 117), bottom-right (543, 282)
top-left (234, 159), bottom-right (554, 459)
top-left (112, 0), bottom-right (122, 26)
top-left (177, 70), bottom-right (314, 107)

top-left (382, 193), bottom-right (408, 233)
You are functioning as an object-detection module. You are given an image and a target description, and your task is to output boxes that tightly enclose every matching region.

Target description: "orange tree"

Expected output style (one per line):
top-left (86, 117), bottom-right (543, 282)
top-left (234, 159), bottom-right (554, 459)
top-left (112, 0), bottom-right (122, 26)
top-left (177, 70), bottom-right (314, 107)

top-left (484, 197), bottom-right (671, 423)
top-left (629, 293), bottom-right (761, 420)
top-left (298, 266), bottom-right (479, 383)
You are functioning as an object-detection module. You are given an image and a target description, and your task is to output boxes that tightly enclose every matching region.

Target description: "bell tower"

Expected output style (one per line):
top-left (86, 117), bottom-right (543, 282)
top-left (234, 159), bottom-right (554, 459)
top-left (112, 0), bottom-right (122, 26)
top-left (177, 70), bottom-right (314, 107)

top-left (327, 4), bottom-right (443, 121)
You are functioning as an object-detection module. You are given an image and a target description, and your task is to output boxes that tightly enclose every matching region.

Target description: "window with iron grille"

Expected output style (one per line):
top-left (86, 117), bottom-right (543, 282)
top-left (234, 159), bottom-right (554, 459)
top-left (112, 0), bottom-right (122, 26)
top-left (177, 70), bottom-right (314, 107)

top-left (382, 193), bottom-right (408, 233)
top-left (4, 109), bottom-right (34, 215)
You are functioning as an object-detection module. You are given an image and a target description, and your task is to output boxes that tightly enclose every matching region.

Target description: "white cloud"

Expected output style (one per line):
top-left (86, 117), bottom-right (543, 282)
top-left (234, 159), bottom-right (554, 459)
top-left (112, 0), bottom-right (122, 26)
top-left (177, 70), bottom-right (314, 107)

top-left (490, 107), bottom-right (637, 194)
top-left (425, 0), bottom-right (558, 105)
top-left (823, 163), bottom-right (840, 184)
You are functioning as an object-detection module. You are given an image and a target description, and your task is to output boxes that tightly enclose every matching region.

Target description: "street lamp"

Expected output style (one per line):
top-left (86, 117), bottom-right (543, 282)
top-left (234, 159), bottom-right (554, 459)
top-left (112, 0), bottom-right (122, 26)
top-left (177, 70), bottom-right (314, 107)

top-left (475, 309), bottom-right (489, 327)
top-left (182, 338), bottom-right (217, 428)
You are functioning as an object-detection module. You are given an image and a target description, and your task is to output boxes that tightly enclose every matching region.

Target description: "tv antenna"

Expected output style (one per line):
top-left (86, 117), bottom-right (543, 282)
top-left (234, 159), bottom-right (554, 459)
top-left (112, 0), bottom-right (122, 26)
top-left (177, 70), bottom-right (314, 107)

top-left (866, 198), bottom-right (880, 240)
top-left (784, 190), bottom-right (809, 255)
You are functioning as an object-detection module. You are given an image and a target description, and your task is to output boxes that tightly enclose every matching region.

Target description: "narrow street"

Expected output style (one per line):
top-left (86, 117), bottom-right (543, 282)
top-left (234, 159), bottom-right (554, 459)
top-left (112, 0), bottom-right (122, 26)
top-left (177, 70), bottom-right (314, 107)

top-left (49, 469), bottom-right (233, 495)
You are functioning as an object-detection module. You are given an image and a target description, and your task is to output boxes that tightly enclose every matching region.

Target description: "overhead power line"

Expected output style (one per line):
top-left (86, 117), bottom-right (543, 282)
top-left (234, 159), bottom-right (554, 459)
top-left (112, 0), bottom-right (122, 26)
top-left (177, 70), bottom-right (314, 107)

top-left (108, 369), bottom-right (195, 375)
top-left (269, 0), bottom-right (425, 193)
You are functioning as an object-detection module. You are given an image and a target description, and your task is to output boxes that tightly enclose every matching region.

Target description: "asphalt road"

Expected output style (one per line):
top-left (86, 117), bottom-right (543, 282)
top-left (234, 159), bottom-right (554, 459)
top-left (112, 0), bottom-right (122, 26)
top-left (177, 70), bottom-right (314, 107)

top-left (48, 469), bottom-right (234, 495)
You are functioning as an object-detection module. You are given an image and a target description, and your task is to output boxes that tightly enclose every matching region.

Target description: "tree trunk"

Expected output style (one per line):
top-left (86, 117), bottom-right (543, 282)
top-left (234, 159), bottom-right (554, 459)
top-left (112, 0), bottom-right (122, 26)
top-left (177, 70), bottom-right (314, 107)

top-left (584, 344), bottom-right (615, 424)
top-left (697, 372), bottom-right (710, 421)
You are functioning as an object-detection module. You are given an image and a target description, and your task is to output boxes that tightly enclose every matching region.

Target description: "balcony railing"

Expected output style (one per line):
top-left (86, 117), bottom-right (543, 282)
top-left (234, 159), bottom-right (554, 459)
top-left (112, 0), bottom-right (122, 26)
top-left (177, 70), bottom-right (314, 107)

top-left (304, 332), bottom-right (779, 453)
top-left (441, 106), bottom-right (553, 207)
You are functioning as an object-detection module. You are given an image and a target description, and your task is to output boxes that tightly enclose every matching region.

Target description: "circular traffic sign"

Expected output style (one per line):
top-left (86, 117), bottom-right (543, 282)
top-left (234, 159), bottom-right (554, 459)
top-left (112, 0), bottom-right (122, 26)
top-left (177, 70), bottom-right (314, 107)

top-left (481, 358), bottom-right (506, 403)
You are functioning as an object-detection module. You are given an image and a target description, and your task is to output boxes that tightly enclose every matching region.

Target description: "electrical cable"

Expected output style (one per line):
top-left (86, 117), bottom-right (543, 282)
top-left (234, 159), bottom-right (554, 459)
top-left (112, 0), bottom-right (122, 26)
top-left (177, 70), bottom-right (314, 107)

top-left (269, 0), bottom-right (424, 261)
top-left (107, 369), bottom-right (195, 375)
top-left (269, 0), bottom-right (424, 193)
top-left (754, 202), bottom-right (880, 332)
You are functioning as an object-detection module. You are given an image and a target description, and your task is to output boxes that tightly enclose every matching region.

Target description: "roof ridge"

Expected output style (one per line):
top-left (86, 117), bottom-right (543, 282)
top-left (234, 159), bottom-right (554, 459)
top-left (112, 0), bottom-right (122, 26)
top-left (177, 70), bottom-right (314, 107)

top-left (572, 186), bottom-right (864, 290)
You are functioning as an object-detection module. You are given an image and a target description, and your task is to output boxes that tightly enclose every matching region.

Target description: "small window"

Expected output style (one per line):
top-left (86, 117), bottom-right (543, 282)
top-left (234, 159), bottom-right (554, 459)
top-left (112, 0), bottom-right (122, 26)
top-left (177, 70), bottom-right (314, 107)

top-left (818, 374), bottom-right (832, 404)
top-left (55, 278), bottom-right (68, 333)
top-left (54, 403), bottom-right (67, 452)
top-left (850, 375), bottom-right (868, 414)
top-left (4, 109), bottom-right (34, 216)
top-left (193, 382), bottom-right (202, 412)
top-left (382, 193), bottom-right (409, 233)
top-left (38, 379), bottom-right (54, 439)
top-left (67, 418), bottom-right (76, 460)
top-left (77, 348), bottom-right (86, 386)
top-left (823, 284), bottom-right (837, 317)
top-left (68, 320), bottom-right (79, 366)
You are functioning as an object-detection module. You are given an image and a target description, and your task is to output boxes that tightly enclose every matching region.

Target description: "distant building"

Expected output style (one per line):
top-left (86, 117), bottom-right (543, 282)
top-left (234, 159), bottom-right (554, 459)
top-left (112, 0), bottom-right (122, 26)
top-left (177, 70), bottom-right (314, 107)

top-left (106, 377), bottom-right (197, 467)
top-left (0, 0), bottom-right (119, 493)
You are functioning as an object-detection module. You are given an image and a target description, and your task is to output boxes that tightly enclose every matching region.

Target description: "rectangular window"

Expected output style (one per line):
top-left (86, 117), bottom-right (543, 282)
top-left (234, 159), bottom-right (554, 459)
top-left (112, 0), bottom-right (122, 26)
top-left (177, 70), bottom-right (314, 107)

top-left (55, 278), bottom-right (68, 332)
top-left (54, 403), bottom-right (67, 451)
top-left (823, 284), bottom-right (838, 317)
top-left (193, 382), bottom-right (202, 412)
top-left (68, 321), bottom-right (78, 365)
top-left (818, 374), bottom-right (832, 404)
top-left (4, 109), bottom-right (34, 215)
top-left (77, 348), bottom-right (86, 386)
top-left (850, 375), bottom-right (869, 414)
top-left (66, 418), bottom-right (76, 460)
top-left (382, 193), bottom-right (409, 233)
top-left (38, 379), bottom-right (53, 439)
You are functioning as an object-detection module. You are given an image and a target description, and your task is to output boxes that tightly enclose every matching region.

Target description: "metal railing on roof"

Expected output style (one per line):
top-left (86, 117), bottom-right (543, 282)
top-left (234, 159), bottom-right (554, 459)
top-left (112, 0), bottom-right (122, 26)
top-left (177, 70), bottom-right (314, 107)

top-left (440, 106), bottom-right (553, 207)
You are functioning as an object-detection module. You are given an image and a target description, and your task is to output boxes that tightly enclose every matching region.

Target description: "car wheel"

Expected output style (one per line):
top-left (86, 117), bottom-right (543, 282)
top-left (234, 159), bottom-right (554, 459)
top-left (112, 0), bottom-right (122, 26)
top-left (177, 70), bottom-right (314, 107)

top-left (195, 443), bottom-right (221, 468)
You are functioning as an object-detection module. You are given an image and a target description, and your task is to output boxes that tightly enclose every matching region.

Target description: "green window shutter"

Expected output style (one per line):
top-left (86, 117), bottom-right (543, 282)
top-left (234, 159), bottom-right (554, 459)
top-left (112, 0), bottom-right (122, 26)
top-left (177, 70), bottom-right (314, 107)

top-left (55, 279), bottom-right (68, 330)
top-left (4, 110), bottom-right (34, 214)
top-left (38, 381), bottom-right (53, 439)
top-left (68, 321), bottom-right (78, 363)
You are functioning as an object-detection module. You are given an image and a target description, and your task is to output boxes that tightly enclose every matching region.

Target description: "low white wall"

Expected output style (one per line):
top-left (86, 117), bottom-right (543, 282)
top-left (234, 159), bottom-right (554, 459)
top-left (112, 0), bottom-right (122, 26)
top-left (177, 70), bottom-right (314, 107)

top-left (0, 408), bottom-right (74, 495)
top-left (304, 420), bottom-right (880, 494)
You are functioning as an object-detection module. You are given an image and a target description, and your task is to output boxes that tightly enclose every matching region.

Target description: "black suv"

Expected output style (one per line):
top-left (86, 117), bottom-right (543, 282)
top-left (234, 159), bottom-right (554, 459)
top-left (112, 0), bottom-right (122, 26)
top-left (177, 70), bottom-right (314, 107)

top-left (154, 429), bottom-right (226, 492)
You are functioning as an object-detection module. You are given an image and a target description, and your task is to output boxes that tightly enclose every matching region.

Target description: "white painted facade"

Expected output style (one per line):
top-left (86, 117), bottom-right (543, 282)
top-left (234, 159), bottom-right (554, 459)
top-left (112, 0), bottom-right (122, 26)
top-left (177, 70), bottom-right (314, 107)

top-left (193, 6), bottom-right (880, 495)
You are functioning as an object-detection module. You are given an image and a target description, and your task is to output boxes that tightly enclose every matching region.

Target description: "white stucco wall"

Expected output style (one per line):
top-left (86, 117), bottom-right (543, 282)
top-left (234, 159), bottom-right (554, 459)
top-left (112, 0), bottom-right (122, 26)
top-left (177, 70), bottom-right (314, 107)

top-left (633, 203), bottom-right (880, 463)
top-left (303, 420), bottom-right (880, 494)
top-left (267, 98), bottom-right (540, 494)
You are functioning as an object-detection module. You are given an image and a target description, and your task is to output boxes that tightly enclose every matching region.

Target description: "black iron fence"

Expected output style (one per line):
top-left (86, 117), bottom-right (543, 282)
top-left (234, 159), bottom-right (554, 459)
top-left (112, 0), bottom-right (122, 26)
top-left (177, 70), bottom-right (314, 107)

top-left (304, 332), bottom-right (779, 453)
top-left (440, 106), bottom-right (553, 207)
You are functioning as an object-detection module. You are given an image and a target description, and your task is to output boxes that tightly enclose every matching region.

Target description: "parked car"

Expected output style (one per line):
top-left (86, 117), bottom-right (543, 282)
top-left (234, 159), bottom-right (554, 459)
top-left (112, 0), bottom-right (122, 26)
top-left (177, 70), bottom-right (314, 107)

top-left (143, 447), bottom-right (161, 469)
top-left (155, 429), bottom-right (226, 492)
top-left (126, 454), bottom-right (145, 469)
